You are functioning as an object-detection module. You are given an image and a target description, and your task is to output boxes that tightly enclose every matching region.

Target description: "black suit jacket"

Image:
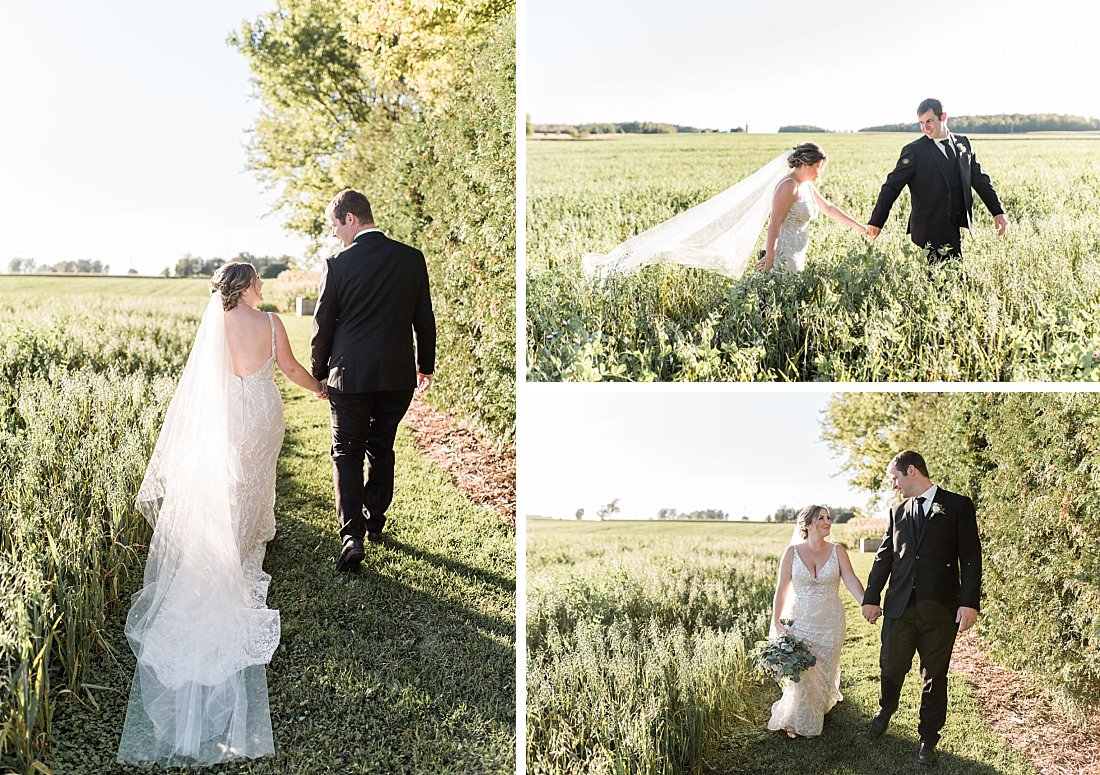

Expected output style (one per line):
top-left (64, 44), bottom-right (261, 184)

top-left (863, 487), bottom-right (982, 622)
top-left (310, 231), bottom-right (436, 392)
top-left (869, 134), bottom-right (1004, 250)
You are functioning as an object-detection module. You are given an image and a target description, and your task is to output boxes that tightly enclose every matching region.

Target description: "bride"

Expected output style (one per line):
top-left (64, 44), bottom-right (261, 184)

top-left (117, 263), bottom-right (322, 766)
top-left (758, 143), bottom-right (869, 273)
top-left (582, 142), bottom-right (869, 280)
top-left (767, 505), bottom-right (866, 738)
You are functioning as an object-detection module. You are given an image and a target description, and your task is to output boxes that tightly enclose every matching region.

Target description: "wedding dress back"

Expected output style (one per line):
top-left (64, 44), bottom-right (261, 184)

top-left (118, 300), bottom-right (284, 766)
top-left (767, 543), bottom-right (845, 737)
top-left (773, 181), bottom-right (820, 273)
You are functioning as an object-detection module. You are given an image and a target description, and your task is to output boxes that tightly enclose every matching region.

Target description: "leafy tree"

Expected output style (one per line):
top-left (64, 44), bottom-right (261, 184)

top-left (574, 508), bottom-right (584, 520)
top-left (231, 0), bottom-right (516, 444)
top-left (8, 258), bottom-right (36, 274)
top-left (596, 499), bottom-right (620, 520)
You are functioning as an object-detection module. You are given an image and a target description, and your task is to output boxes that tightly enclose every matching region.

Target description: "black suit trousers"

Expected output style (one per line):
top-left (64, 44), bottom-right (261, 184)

top-left (879, 598), bottom-right (959, 745)
top-left (328, 389), bottom-right (415, 539)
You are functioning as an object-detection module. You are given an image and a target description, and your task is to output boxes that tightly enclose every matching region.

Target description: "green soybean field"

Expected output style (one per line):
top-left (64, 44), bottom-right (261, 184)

top-left (526, 133), bottom-right (1100, 382)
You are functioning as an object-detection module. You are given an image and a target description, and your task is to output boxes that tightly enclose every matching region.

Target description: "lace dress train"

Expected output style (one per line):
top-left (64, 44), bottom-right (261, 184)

top-left (767, 543), bottom-right (844, 737)
top-left (118, 310), bottom-right (284, 765)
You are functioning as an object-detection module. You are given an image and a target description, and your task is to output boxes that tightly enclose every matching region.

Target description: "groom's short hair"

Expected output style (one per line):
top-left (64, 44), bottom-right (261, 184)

top-left (327, 189), bottom-right (374, 225)
top-left (917, 98), bottom-right (944, 117)
top-left (890, 450), bottom-right (929, 477)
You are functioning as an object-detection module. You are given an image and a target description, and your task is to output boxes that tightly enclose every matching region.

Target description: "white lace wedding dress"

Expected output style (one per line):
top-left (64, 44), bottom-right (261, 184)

top-left (767, 543), bottom-right (844, 737)
top-left (772, 181), bottom-right (820, 273)
top-left (118, 305), bottom-right (283, 766)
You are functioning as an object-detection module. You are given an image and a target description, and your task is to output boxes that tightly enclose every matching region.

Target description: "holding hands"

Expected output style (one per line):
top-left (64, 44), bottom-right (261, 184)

top-left (861, 604), bottom-right (882, 625)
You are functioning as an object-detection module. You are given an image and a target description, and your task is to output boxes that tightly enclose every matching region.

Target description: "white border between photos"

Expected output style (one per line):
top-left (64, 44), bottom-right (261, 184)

top-left (515, 0), bottom-right (528, 768)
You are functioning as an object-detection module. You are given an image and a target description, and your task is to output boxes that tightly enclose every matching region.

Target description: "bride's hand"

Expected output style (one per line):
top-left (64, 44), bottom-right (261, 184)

top-left (757, 253), bottom-right (775, 272)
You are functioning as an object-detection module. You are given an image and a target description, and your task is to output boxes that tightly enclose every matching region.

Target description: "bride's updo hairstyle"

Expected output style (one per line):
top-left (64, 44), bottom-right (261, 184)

top-left (796, 504), bottom-right (827, 540)
top-left (211, 262), bottom-right (258, 311)
top-left (787, 142), bottom-right (827, 169)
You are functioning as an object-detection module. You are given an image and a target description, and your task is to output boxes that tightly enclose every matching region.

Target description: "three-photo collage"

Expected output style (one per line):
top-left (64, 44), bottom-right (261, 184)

top-left (1, 1), bottom-right (1098, 774)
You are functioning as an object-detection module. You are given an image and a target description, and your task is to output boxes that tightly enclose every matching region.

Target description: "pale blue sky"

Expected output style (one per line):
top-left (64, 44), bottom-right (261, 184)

top-left (527, 0), bottom-right (1099, 132)
top-left (0, 1), bottom-right (313, 275)
top-left (520, 388), bottom-right (871, 520)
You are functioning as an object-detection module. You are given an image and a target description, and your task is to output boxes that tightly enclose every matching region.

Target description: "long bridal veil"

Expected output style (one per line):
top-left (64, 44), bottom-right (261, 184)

top-left (118, 294), bottom-right (279, 766)
top-left (582, 151), bottom-right (790, 281)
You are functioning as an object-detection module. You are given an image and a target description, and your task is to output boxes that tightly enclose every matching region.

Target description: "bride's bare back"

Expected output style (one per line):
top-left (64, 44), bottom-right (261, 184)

top-left (224, 306), bottom-right (276, 378)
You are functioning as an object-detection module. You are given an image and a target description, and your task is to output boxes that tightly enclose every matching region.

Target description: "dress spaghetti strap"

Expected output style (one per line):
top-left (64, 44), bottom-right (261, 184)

top-left (267, 312), bottom-right (276, 358)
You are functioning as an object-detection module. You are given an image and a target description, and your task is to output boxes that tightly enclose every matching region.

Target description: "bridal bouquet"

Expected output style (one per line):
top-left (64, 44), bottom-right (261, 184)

top-left (751, 620), bottom-right (817, 685)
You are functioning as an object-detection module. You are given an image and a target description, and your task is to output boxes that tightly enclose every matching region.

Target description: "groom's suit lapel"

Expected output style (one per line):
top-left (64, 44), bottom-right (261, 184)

top-left (904, 497), bottom-right (919, 548)
top-left (915, 489), bottom-right (948, 549)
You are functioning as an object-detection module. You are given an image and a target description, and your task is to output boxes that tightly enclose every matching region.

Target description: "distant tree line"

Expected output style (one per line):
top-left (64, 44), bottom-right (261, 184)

top-left (767, 505), bottom-right (858, 524)
top-left (531, 122), bottom-right (743, 136)
top-left (7, 258), bottom-right (109, 274)
top-left (778, 125), bottom-right (830, 133)
top-left (860, 113), bottom-right (1100, 133)
top-left (655, 508), bottom-right (729, 521)
top-left (166, 252), bottom-right (295, 279)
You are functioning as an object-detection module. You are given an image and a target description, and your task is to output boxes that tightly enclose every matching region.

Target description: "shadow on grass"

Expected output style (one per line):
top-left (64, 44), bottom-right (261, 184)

top-left (47, 420), bottom-right (516, 774)
top-left (385, 537), bottom-right (515, 598)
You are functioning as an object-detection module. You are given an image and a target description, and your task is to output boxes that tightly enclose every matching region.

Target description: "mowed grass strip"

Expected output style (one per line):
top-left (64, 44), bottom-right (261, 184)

top-left (46, 314), bottom-right (516, 775)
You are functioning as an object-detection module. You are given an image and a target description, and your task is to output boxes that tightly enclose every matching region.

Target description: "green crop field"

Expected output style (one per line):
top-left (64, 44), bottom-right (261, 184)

top-left (0, 275), bottom-right (515, 774)
top-left (526, 519), bottom-right (1035, 775)
top-left (526, 133), bottom-right (1100, 381)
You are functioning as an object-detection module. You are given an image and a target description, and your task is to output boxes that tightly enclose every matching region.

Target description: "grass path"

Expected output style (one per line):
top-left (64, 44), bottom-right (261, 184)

top-left (713, 551), bottom-right (1036, 775)
top-left (47, 315), bottom-right (516, 774)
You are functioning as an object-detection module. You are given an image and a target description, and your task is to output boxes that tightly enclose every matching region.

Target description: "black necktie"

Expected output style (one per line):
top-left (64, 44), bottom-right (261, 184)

top-left (941, 139), bottom-right (955, 162)
top-left (914, 496), bottom-right (927, 537)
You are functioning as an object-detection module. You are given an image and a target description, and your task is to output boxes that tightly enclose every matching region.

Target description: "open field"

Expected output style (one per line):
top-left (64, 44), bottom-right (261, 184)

top-left (1, 275), bottom-right (515, 774)
top-left (526, 133), bottom-right (1100, 381)
top-left (526, 519), bottom-right (1035, 775)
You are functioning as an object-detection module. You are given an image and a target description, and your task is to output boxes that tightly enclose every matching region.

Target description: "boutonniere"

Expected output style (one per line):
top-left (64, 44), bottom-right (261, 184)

top-left (930, 502), bottom-right (945, 520)
top-left (955, 142), bottom-right (967, 155)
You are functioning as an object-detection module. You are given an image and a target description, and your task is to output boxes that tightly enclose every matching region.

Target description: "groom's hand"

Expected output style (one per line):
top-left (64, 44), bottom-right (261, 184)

top-left (993, 213), bottom-right (1009, 236)
top-left (861, 604), bottom-right (882, 624)
top-left (315, 379), bottom-right (328, 399)
top-left (956, 606), bottom-right (978, 633)
top-left (865, 225), bottom-right (881, 240)
top-left (416, 372), bottom-right (433, 395)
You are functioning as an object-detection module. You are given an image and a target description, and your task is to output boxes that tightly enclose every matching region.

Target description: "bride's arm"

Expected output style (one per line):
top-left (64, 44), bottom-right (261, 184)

top-left (759, 179), bottom-right (798, 271)
top-left (272, 315), bottom-right (323, 393)
top-left (835, 544), bottom-right (867, 604)
top-left (811, 185), bottom-right (869, 234)
top-left (770, 545), bottom-right (795, 636)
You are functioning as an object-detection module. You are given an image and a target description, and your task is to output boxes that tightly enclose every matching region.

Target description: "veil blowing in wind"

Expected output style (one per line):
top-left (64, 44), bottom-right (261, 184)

top-left (582, 152), bottom-right (791, 281)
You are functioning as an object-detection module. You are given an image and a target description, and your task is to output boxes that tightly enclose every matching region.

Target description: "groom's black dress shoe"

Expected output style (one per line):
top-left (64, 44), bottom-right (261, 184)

top-left (337, 536), bottom-right (365, 572)
top-left (917, 741), bottom-right (938, 766)
top-left (867, 711), bottom-right (891, 739)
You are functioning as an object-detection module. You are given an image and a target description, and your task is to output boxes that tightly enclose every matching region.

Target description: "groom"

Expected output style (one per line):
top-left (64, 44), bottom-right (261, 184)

top-left (867, 98), bottom-right (1008, 262)
top-left (311, 189), bottom-right (436, 572)
top-left (861, 450), bottom-right (982, 766)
